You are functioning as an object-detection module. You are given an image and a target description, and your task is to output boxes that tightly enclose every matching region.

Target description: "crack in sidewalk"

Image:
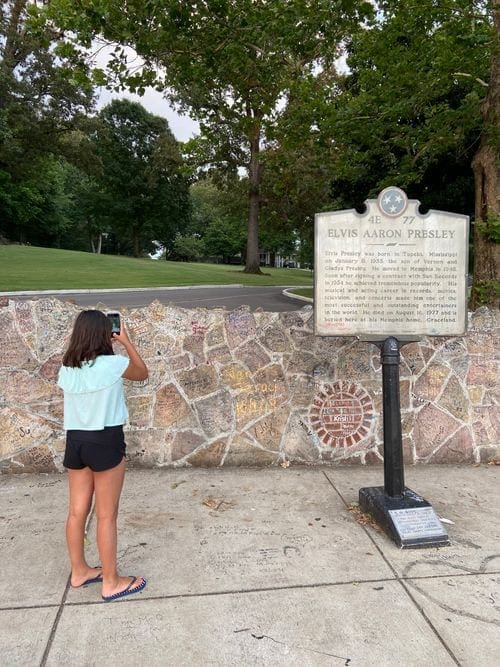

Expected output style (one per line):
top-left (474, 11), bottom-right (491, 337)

top-left (235, 628), bottom-right (351, 664)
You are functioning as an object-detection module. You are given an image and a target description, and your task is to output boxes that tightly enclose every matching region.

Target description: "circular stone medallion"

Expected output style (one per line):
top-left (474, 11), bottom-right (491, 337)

top-left (309, 381), bottom-right (374, 448)
top-left (377, 186), bottom-right (408, 217)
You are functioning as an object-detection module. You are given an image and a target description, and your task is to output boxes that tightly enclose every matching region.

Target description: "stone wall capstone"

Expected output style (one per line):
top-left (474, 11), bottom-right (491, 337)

top-left (0, 298), bottom-right (498, 472)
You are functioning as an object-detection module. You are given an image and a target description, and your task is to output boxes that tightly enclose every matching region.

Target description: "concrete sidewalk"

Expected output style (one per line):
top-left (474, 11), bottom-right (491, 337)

top-left (1, 465), bottom-right (499, 666)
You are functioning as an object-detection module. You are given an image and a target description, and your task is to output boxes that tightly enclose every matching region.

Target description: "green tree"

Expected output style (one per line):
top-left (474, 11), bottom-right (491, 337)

top-left (58, 160), bottom-right (112, 253)
top-left (0, 156), bottom-right (76, 246)
top-left (259, 118), bottom-right (337, 268)
top-left (190, 177), bottom-right (246, 262)
top-left (321, 0), bottom-right (498, 305)
top-left (329, 1), bottom-right (489, 193)
top-left (170, 232), bottom-right (205, 262)
top-left (48, 0), bottom-right (372, 273)
top-left (93, 99), bottom-right (190, 257)
top-left (0, 0), bottom-right (94, 242)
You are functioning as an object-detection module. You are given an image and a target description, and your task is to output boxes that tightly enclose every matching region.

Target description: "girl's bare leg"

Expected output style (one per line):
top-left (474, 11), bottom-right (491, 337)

top-left (93, 458), bottom-right (145, 597)
top-left (66, 467), bottom-right (102, 586)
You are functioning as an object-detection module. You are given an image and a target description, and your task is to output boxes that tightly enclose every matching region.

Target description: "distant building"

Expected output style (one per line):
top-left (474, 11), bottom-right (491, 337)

top-left (259, 251), bottom-right (300, 268)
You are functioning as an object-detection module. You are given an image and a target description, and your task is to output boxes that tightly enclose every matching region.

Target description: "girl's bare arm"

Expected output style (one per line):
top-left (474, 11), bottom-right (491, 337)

top-left (112, 326), bottom-right (148, 381)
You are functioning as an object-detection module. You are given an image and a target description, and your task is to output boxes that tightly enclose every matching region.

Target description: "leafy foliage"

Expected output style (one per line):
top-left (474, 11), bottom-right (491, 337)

top-left (190, 177), bottom-right (246, 261)
top-left (48, 0), bottom-right (373, 271)
top-left (0, 0), bottom-right (94, 241)
top-left (482, 214), bottom-right (500, 243)
top-left (170, 232), bottom-right (205, 262)
top-left (327, 0), bottom-right (492, 211)
top-left (91, 99), bottom-right (190, 256)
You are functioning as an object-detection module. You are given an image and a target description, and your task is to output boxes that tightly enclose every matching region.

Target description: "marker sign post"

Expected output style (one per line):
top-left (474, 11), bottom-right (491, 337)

top-left (315, 187), bottom-right (469, 547)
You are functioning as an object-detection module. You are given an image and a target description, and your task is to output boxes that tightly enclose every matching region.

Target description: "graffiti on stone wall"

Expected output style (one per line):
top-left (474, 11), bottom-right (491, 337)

top-left (0, 299), bottom-right (498, 471)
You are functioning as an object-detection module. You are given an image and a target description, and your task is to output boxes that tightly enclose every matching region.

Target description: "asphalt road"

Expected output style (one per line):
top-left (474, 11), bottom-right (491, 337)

top-left (5, 285), bottom-right (311, 312)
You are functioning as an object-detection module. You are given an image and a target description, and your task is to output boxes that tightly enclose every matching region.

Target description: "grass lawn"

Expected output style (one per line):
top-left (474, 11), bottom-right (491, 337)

top-left (288, 287), bottom-right (313, 300)
top-left (0, 245), bottom-right (314, 291)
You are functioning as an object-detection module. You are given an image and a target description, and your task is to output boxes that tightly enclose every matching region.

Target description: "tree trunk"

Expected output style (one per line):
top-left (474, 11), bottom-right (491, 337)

top-left (90, 231), bottom-right (102, 253)
top-left (133, 233), bottom-right (141, 258)
top-left (244, 121), bottom-right (263, 274)
top-left (470, 3), bottom-right (500, 309)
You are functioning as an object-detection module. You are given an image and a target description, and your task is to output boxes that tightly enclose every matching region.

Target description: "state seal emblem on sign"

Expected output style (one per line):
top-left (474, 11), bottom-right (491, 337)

top-left (309, 381), bottom-right (374, 448)
top-left (377, 186), bottom-right (408, 217)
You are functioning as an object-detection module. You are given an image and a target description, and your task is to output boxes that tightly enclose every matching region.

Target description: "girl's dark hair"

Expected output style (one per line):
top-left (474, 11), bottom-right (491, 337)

top-left (62, 310), bottom-right (114, 368)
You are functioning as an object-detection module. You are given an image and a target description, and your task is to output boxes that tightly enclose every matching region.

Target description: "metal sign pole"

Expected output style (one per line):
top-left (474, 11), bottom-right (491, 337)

top-left (359, 336), bottom-right (449, 547)
top-left (380, 337), bottom-right (405, 498)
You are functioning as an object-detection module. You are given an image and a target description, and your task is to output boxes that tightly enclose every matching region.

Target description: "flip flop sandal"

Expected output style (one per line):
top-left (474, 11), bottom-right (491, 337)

top-left (102, 576), bottom-right (147, 602)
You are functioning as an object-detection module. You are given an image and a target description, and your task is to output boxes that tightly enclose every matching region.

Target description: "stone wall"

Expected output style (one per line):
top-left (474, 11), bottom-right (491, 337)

top-left (0, 298), bottom-right (498, 473)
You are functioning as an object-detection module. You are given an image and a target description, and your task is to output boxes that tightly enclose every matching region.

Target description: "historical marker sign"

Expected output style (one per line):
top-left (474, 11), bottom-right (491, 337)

top-left (315, 187), bottom-right (469, 338)
top-left (314, 188), bottom-right (457, 547)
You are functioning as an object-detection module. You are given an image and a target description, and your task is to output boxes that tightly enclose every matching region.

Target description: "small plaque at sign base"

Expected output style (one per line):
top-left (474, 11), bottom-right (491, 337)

top-left (389, 507), bottom-right (447, 544)
top-left (359, 486), bottom-right (450, 548)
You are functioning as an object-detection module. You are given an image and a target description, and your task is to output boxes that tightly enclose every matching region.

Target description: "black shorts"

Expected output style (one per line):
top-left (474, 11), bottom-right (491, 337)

top-left (63, 426), bottom-right (126, 472)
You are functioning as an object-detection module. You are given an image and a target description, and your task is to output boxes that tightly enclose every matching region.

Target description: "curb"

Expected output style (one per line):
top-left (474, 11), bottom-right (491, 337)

top-left (282, 287), bottom-right (314, 303)
top-left (0, 285), bottom-right (245, 297)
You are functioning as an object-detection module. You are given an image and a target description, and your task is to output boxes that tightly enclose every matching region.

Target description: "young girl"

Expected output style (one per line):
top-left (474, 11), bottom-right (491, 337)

top-left (58, 309), bottom-right (148, 602)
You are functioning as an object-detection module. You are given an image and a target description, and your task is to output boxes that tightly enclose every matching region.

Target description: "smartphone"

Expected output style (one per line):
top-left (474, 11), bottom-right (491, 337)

top-left (106, 312), bottom-right (121, 335)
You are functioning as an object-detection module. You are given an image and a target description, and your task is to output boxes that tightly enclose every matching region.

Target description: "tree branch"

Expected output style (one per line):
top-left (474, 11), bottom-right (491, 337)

top-left (452, 72), bottom-right (489, 87)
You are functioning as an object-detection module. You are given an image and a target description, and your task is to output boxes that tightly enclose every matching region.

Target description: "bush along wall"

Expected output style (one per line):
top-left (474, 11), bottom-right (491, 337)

top-left (0, 298), bottom-right (498, 473)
